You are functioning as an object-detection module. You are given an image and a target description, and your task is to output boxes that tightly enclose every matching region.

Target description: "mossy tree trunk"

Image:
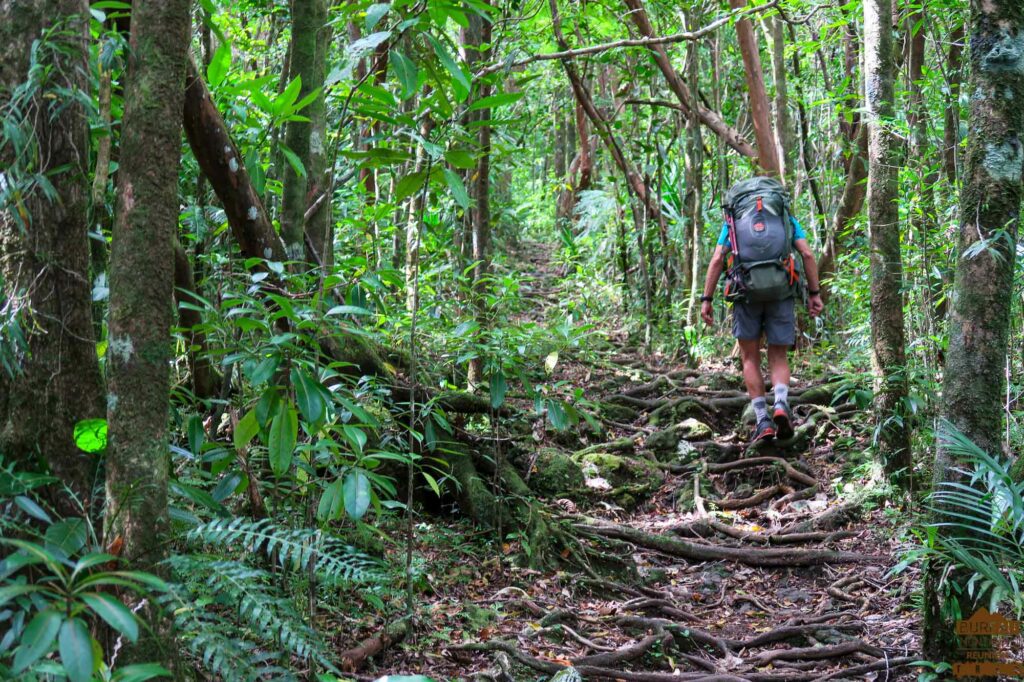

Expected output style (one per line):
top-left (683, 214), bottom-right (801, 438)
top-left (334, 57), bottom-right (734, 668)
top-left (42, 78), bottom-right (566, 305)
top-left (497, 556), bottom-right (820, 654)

top-left (923, 0), bottom-right (1024, 662)
top-left (0, 0), bottom-right (105, 517)
top-left (105, 0), bottom-right (190, 569)
top-left (280, 0), bottom-right (327, 263)
top-left (864, 0), bottom-right (912, 484)
top-left (728, 0), bottom-right (780, 176)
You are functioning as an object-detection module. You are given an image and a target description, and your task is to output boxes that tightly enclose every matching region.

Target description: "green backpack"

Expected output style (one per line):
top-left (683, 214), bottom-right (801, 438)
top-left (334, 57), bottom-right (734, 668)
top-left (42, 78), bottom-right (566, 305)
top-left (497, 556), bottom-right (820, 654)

top-left (721, 177), bottom-right (801, 304)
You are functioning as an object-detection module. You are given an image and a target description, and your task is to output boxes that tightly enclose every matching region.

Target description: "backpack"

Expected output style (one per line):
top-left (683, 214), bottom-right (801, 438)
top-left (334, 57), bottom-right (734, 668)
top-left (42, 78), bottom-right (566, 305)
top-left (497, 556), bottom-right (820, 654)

top-left (721, 176), bottom-right (801, 304)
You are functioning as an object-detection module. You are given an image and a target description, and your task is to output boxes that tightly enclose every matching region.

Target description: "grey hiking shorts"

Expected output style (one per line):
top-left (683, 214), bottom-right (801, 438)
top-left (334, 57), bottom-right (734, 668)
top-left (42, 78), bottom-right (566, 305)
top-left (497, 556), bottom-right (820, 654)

top-left (731, 297), bottom-right (796, 346)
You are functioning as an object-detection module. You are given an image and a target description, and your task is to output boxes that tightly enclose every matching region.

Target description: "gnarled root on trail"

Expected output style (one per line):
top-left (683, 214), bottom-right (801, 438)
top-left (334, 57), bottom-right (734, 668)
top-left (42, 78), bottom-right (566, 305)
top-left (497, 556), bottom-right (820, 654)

top-left (572, 517), bottom-right (872, 567)
top-left (339, 618), bottom-right (410, 672)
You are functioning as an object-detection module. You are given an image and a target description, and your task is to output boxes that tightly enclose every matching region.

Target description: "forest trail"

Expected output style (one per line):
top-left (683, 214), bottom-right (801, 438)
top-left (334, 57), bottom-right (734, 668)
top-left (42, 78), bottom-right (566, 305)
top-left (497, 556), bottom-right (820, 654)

top-left (369, 244), bottom-right (923, 682)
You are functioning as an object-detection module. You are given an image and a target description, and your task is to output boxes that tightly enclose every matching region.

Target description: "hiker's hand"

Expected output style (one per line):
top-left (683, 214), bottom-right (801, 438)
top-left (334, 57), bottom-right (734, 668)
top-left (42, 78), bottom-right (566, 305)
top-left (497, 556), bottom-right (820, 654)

top-left (701, 301), bottom-right (714, 326)
top-left (808, 294), bottom-right (823, 318)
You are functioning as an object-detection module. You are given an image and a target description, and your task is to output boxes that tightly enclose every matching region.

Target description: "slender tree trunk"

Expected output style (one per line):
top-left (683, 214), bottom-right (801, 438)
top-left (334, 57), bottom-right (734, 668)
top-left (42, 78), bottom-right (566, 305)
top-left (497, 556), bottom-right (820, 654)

top-left (941, 23), bottom-right (965, 184)
top-left (280, 0), bottom-right (325, 262)
top-left (173, 240), bottom-right (219, 400)
top-left (767, 16), bottom-right (794, 183)
top-left (818, 125), bottom-right (868, 298)
top-left (864, 0), bottom-right (912, 483)
top-left (0, 0), bottom-right (104, 517)
top-left (923, 0), bottom-right (1023, 661)
top-left (303, 2), bottom-right (331, 267)
top-left (405, 119), bottom-right (433, 312)
top-left (729, 0), bottom-right (781, 176)
top-left (683, 34), bottom-right (704, 327)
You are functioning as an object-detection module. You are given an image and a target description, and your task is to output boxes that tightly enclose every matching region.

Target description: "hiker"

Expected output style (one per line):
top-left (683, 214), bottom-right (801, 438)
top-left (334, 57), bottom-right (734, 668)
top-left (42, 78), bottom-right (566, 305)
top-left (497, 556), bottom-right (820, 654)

top-left (699, 177), bottom-right (824, 443)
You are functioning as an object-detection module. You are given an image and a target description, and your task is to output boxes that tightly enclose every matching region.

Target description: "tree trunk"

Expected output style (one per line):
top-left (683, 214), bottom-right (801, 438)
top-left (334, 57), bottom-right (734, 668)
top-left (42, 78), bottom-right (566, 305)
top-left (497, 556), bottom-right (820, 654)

top-left (104, 0), bottom-right (190, 667)
top-left (280, 0), bottom-right (325, 262)
top-left (683, 28), bottom-right (703, 327)
top-left (183, 59), bottom-right (288, 264)
top-left (767, 16), bottom-right (794, 183)
top-left (923, 0), bottom-right (1023, 661)
top-left (303, 1), bottom-right (331, 267)
top-left (405, 118), bottom-right (433, 313)
top-left (0, 0), bottom-right (105, 517)
top-left (728, 0), bottom-right (781, 176)
top-left (621, 0), bottom-right (757, 161)
top-left (864, 0), bottom-right (911, 482)
top-left (173, 240), bottom-right (219, 400)
top-left (941, 23), bottom-right (965, 184)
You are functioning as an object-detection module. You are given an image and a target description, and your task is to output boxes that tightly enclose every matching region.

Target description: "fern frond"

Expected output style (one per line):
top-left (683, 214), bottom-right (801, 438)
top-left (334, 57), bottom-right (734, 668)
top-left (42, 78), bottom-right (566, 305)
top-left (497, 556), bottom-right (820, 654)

top-left (184, 517), bottom-right (384, 585)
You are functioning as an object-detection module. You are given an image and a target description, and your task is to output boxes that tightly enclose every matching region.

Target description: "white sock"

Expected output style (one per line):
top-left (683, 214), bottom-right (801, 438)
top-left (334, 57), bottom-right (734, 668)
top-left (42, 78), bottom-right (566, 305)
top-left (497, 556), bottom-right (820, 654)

top-left (774, 383), bottom-right (789, 406)
top-left (752, 397), bottom-right (768, 422)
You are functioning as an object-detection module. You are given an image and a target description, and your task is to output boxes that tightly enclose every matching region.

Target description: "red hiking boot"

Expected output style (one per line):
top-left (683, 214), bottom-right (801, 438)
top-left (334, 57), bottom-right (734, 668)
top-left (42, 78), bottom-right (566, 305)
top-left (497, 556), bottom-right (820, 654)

top-left (752, 416), bottom-right (776, 444)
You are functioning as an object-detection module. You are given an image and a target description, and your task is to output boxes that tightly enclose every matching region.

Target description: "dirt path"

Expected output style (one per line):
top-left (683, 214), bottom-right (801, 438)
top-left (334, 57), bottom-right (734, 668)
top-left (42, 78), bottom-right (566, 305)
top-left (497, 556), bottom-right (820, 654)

top-left (359, 243), bottom-right (922, 681)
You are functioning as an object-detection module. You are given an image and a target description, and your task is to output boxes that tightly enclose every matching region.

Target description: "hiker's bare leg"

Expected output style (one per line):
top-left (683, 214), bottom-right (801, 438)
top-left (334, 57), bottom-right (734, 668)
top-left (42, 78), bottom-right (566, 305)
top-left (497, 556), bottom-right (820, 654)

top-left (766, 344), bottom-right (790, 389)
top-left (738, 339), bottom-right (764, 399)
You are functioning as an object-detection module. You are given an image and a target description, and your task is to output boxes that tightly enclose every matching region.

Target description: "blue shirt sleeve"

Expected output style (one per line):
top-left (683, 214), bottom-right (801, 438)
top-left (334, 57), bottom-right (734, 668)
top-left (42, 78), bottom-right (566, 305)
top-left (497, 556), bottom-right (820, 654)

top-left (717, 222), bottom-right (729, 248)
top-left (790, 215), bottom-right (807, 241)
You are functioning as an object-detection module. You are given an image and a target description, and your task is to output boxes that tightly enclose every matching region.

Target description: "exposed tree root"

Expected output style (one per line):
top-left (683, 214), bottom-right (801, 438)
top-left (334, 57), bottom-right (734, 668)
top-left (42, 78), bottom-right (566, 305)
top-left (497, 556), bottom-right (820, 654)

top-left (573, 518), bottom-right (872, 566)
top-left (676, 518), bottom-right (855, 546)
top-left (339, 618), bottom-right (410, 672)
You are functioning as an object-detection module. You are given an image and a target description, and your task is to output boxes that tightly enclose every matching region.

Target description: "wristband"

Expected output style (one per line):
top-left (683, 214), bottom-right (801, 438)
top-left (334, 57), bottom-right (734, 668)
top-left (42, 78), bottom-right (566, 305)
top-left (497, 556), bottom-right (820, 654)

top-left (700, 295), bottom-right (713, 303)
top-left (808, 289), bottom-right (820, 296)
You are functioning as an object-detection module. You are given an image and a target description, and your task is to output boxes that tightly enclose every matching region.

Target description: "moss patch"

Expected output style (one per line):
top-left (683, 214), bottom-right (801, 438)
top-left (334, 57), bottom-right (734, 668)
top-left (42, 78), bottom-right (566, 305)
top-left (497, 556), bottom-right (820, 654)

top-left (530, 448), bottom-right (585, 497)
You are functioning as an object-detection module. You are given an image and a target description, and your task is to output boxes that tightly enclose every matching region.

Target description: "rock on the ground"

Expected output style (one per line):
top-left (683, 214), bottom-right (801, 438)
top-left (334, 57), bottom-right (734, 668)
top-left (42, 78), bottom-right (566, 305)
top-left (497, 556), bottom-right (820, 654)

top-left (646, 418), bottom-right (714, 459)
top-left (548, 668), bottom-right (582, 682)
top-left (574, 451), bottom-right (664, 509)
top-left (530, 448), bottom-right (586, 497)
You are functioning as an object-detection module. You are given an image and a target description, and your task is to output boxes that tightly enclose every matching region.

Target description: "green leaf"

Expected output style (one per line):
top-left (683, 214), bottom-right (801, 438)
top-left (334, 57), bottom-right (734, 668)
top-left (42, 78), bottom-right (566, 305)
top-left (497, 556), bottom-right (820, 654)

top-left (342, 425), bottom-right (367, 454)
top-left (343, 470), bottom-right (371, 521)
top-left (0, 585), bottom-right (41, 609)
top-left (245, 152), bottom-right (266, 196)
top-left (467, 92), bottom-right (524, 112)
top-left (490, 371), bottom-right (507, 409)
top-left (73, 418), bottom-right (107, 453)
top-left (421, 471), bottom-right (442, 497)
top-left (292, 368), bottom-right (326, 424)
top-left (15, 495), bottom-right (52, 524)
top-left (394, 171), bottom-right (426, 202)
top-left (326, 304), bottom-right (374, 316)
top-left (44, 519), bottom-right (87, 557)
top-left (546, 400), bottom-right (568, 431)
top-left (443, 168), bottom-right (470, 209)
top-left (206, 43), bottom-right (231, 87)
top-left (317, 478), bottom-right (344, 521)
top-left (445, 148), bottom-right (476, 169)
top-left (390, 50), bottom-right (419, 99)
top-left (247, 354), bottom-right (280, 385)
top-left (267, 402), bottom-right (298, 477)
top-left (81, 593), bottom-right (138, 642)
top-left (58, 618), bottom-right (93, 682)
top-left (279, 143), bottom-right (306, 178)
top-left (274, 75), bottom-right (303, 116)
top-left (187, 415), bottom-right (205, 455)
top-left (13, 610), bottom-right (61, 673)
top-left (365, 2), bottom-right (390, 29)
top-left (233, 409), bottom-right (259, 450)
top-left (427, 34), bottom-right (469, 101)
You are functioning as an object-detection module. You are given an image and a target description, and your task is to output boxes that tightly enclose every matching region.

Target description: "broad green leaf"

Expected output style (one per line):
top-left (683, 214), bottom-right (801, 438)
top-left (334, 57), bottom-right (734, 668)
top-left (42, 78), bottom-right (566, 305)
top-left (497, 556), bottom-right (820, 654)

top-left (81, 593), bottom-right (138, 642)
top-left (421, 471), bottom-right (442, 497)
top-left (206, 43), bottom-right (231, 87)
top-left (274, 75), bottom-right (303, 116)
top-left (443, 168), bottom-right (470, 209)
top-left (546, 400), bottom-right (568, 431)
top-left (58, 618), bottom-right (93, 682)
top-left (317, 478), bottom-right (343, 520)
top-left (427, 34), bottom-right (469, 101)
top-left (187, 415), bottom-right (205, 455)
top-left (267, 403), bottom-right (297, 477)
top-left (326, 305), bottom-right (374, 316)
top-left (233, 409), bottom-right (259, 451)
top-left (467, 92), bottom-right (524, 112)
top-left (343, 470), bottom-right (371, 520)
top-left (291, 368), bottom-right (325, 424)
top-left (390, 50), bottom-right (418, 99)
top-left (445, 148), bottom-right (476, 169)
top-left (45, 519), bottom-right (87, 557)
top-left (544, 351), bottom-right (559, 373)
top-left (248, 354), bottom-right (280, 385)
top-left (394, 171), bottom-right (426, 202)
top-left (365, 3), bottom-right (390, 30)
top-left (13, 610), bottom-right (61, 673)
top-left (14, 496), bottom-right (51, 524)
top-left (279, 143), bottom-right (306, 178)
top-left (342, 425), bottom-right (367, 454)
top-left (490, 371), bottom-right (507, 409)
top-left (0, 585), bottom-right (41, 609)
top-left (73, 419), bottom-right (107, 453)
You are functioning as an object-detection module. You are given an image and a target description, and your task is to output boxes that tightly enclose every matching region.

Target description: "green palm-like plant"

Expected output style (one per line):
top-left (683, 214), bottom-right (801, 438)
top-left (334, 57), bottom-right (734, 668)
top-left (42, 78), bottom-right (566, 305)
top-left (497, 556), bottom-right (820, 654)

top-left (927, 422), bottom-right (1024, 615)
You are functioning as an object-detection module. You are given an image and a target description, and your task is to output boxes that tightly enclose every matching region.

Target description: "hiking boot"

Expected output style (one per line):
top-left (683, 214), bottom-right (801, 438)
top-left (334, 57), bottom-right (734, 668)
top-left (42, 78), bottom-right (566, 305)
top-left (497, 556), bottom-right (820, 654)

top-left (773, 402), bottom-right (795, 440)
top-left (752, 416), bottom-right (776, 444)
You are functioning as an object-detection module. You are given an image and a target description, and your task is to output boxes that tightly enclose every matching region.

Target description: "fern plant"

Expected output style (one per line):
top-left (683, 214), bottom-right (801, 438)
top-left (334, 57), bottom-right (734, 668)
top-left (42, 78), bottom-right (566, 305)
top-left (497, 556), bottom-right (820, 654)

top-left (926, 423), bottom-right (1024, 615)
top-left (163, 518), bottom-right (386, 680)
